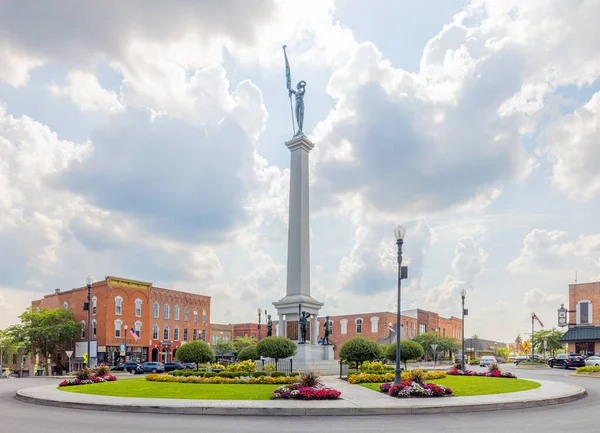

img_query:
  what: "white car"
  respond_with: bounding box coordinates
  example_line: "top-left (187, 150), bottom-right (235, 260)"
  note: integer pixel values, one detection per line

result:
top-left (479, 356), bottom-right (498, 367)
top-left (585, 356), bottom-right (600, 366)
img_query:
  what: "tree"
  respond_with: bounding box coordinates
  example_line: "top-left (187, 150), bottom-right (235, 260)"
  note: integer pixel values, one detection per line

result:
top-left (236, 345), bottom-right (259, 361)
top-left (175, 341), bottom-right (214, 369)
top-left (0, 329), bottom-right (18, 366)
top-left (471, 334), bottom-right (480, 339)
top-left (532, 328), bottom-right (566, 357)
top-left (412, 332), bottom-right (459, 360)
top-left (385, 340), bottom-right (425, 369)
top-left (256, 337), bottom-right (296, 363)
top-left (215, 340), bottom-right (234, 356)
top-left (233, 336), bottom-right (257, 354)
top-left (495, 347), bottom-right (510, 360)
top-left (7, 308), bottom-right (81, 376)
top-left (339, 337), bottom-right (383, 367)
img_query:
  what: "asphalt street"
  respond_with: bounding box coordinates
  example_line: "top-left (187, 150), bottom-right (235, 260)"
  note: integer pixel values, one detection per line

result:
top-left (1, 365), bottom-right (597, 433)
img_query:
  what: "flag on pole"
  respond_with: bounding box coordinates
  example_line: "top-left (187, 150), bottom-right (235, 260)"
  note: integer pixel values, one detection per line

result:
top-left (533, 314), bottom-right (544, 328)
top-left (130, 326), bottom-right (139, 341)
top-left (283, 45), bottom-right (292, 92)
top-left (388, 322), bottom-right (395, 333)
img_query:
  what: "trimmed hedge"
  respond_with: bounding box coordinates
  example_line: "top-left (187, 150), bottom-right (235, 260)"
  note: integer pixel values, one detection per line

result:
top-left (468, 358), bottom-right (480, 365)
top-left (252, 371), bottom-right (267, 378)
top-left (576, 366), bottom-right (600, 374)
top-left (289, 372), bottom-right (300, 377)
top-left (270, 372), bottom-right (286, 378)
top-left (217, 372), bottom-right (236, 378)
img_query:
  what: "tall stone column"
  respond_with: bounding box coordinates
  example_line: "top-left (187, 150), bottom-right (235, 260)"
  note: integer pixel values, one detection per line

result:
top-left (311, 316), bottom-right (319, 345)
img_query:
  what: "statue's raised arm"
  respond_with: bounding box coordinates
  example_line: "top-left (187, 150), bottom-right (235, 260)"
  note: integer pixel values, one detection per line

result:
top-left (282, 45), bottom-right (306, 137)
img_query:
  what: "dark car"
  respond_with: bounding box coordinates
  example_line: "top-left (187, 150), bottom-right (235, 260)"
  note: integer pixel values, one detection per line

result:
top-left (163, 362), bottom-right (185, 372)
top-left (548, 353), bottom-right (585, 369)
top-left (111, 363), bottom-right (125, 371)
top-left (142, 362), bottom-right (165, 373)
top-left (124, 362), bottom-right (144, 374)
top-left (182, 362), bottom-right (197, 370)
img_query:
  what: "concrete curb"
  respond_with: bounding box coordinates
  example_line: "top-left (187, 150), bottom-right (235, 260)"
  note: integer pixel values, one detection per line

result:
top-left (567, 373), bottom-right (600, 379)
top-left (14, 381), bottom-right (587, 416)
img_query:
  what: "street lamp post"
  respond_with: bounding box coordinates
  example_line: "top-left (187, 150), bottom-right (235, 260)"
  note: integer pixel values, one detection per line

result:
top-left (124, 325), bottom-right (128, 363)
top-left (531, 312), bottom-right (535, 362)
top-left (257, 308), bottom-right (263, 341)
top-left (460, 289), bottom-right (467, 373)
top-left (393, 225), bottom-right (406, 386)
top-left (85, 276), bottom-right (93, 368)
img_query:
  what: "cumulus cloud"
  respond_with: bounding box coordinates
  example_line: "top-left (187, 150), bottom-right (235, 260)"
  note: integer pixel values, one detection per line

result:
top-left (509, 229), bottom-right (600, 275)
top-left (48, 71), bottom-right (124, 113)
top-left (542, 91), bottom-right (600, 200)
top-left (524, 288), bottom-right (565, 310)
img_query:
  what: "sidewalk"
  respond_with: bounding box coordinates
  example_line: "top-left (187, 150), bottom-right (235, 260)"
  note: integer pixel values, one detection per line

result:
top-left (15, 377), bottom-right (585, 416)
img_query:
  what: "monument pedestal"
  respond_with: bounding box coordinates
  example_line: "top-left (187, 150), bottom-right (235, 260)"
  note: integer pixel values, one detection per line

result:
top-left (290, 344), bottom-right (339, 375)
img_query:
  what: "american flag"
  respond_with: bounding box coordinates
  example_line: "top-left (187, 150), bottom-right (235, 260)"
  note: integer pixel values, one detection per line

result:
top-left (532, 313), bottom-right (544, 328)
top-left (129, 326), bottom-right (139, 341)
top-left (388, 323), bottom-right (395, 333)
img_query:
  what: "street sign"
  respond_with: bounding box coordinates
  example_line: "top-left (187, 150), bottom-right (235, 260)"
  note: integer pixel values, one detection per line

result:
top-left (431, 344), bottom-right (438, 351)
top-left (120, 344), bottom-right (126, 352)
top-left (543, 340), bottom-right (547, 349)
top-left (65, 350), bottom-right (73, 359)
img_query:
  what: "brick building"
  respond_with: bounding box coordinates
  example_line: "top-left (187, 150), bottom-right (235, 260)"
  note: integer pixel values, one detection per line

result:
top-left (560, 281), bottom-right (600, 355)
top-left (32, 276), bottom-right (210, 368)
top-left (233, 323), bottom-right (261, 340)
top-left (263, 308), bottom-right (462, 358)
top-left (210, 323), bottom-right (234, 347)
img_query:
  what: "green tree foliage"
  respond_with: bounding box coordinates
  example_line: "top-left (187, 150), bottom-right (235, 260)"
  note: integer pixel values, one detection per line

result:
top-left (256, 337), bottom-right (296, 362)
top-left (411, 332), bottom-right (460, 360)
top-left (236, 345), bottom-right (259, 361)
top-left (215, 340), bottom-right (235, 356)
top-left (385, 340), bottom-right (425, 369)
top-left (175, 341), bottom-right (215, 369)
top-left (7, 308), bottom-right (81, 375)
top-left (532, 328), bottom-right (566, 357)
top-left (0, 329), bottom-right (18, 366)
top-left (233, 335), bottom-right (257, 354)
top-left (339, 337), bottom-right (383, 367)
top-left (494, 347), bottom-right (510, 360)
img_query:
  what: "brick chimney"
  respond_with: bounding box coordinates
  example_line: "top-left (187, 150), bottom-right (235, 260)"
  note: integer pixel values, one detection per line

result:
top-left (55, 288), bottom-right (60, 294)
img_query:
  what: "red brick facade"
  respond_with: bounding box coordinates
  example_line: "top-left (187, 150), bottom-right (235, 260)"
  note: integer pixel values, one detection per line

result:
top-left (32, 276), bottom-right (210, 368)
top-left (233, 323), bottom-right (261, 340)
top-left (567, 282), bottom-right (600, 354)
top-left (210, 323), bottom-right (234, 347)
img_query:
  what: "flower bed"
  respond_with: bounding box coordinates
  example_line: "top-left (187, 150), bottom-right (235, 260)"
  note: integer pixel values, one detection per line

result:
top-left (59, 374), bottom-right (117, 387)
top-left (271, 383), bottom-right (341, 400)
top-left (348, 370), bottom-right (446, 384)
top-left (379, 380), bottom-right (452, 398)
top-left (146, 373), bottom-right (298, 385)
top-left (447, 369), bottom-right (516, 378)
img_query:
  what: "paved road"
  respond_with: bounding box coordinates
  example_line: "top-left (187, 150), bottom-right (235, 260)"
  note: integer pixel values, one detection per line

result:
top-left (1, 366), bottom-right (597, 432)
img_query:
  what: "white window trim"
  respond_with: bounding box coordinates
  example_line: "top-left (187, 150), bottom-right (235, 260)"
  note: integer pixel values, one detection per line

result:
top-left (135, 299), bottom-right (143, 317)
top-left (355, 317), bottom-right (363, 334)
top-left (81, 320), bottom-right (86, 338)
top-left (174, 305), bottom-right (180, 321)
top-left (134, 321), bottom-right (142, 337)
top-left (340, 319), bottom-right (348, 335)
top-left (63, 301), bottom-right (69, 310)
top-left (202, 309), bottom-right (207, 323)
top-left (164, 325), bottom-right (170, 340)
top-left (164, 304), bottom-right (170, 320)
top-left (92, 320), bottom-right (97, 338)
top-left (194, 308), bottom-right (199, 323)
top-left (153, 324), bottom-right (159, 340)
top-left (92, 297), bottom-right (97, 315)
top-left (115, 296), bottom-right (123, 315)
top-left (184, 307), bottom-right (189, 321)
top-left (114, 319), bottom-right (123, 339)
top-left (174, 327), bottom-right (180, 341)
top-left (577, 300), bottom-right (593, 325)
top-left (153, 302), bottom-right (160, 319)
top-left (370, 316), bottom-right (379, 333)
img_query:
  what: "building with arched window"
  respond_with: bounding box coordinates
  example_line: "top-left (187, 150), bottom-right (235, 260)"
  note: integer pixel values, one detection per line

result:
top-left (31, 276), bottom-right (211, 370)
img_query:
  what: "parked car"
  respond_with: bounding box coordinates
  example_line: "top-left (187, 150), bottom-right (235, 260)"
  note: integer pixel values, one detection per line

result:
top-left (585, 355), bottom-right (600, 366)
top-left (142, 362), bottom-right (165, 373)
top-left (111, 363), bottom-right (125, 371)
top-left (182, 362), bottom-right (197, 370)
top-left (125, 362), bottom-right (144, 374)
top-left (548, 354), bottom-right (585, 369)
top-left (514, 355), bottom-right (543, 365)
top-left (479, 356), bottom-right (498, 367)
top-left (163, 362), bottom-right (185, 372)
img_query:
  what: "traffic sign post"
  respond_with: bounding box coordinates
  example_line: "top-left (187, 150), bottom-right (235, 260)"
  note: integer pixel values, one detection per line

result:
top-left (431, 344), bottom-right (439, 368)
top-left (65, 350), bottom-right (73, 373)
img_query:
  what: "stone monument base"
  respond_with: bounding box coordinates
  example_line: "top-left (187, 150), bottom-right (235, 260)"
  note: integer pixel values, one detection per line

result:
top-left (289, 344), bottom-right (344, 376)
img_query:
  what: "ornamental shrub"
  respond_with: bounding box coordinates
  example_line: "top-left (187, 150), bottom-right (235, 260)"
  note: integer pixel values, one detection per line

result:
top-left (75, 368), bottom-right (92, 381)
top-left (236, 345), bottom-right (259, 362)
top-left (360, 361), bottom-right (393, 372)
top-left (468, 358), bottom-right (480, 365)
top-left (256, 337), bottom-right (297, 362)
top-left (225, 360), bottom-right (257, 374)
top-left (93, 363), bottom-right (111, 376)
top-left (252, 371), bottom-right (267, 378)
top-left (203, 372), bottom-right (217, 378)
top-left (299, 369), bottom-right (322, 388)
top-left (339, 337), bottom-right (383, 367)
top-left (217, 372), bottom-right (236, 378)
top-left (385, 340), bottom-right (425, 369)
top-left (270, 371), bottom-right (286, 378)
top-left (576, 366), bottom-right (600, 374)
top-left (290, 372), bottom-right (300, 377)
top-left (407, 369), bottom-right (427, 385)
top-left (175, 341), bottom-right (215, 369)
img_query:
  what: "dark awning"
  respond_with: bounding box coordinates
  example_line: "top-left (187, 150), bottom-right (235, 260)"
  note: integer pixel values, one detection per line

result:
top-left (560, 327), bottom-right (600, 342)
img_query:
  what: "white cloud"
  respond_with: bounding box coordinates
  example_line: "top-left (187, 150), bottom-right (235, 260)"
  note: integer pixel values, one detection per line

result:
top-left (543, 91), bottom-right (600, 200)
top-left (48, 71), bottom-right (124, 113)
top-left (0, 42), bottom-right (42, 87)
top-left (524, 288), bottom-right (565, 310)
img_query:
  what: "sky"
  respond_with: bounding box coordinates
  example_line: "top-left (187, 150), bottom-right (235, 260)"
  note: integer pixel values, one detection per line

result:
top-left (1, 0), bottom-right (599, 343)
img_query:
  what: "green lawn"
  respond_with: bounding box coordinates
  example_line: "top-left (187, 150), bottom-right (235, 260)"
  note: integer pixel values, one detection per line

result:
top-left (59, 378), bottom-right (279, 400)
top-left (360, 376), bottom-right (541, 396)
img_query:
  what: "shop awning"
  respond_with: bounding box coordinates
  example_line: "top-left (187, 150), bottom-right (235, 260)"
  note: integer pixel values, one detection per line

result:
top-left (560, 327), bottom-right (600, 342)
